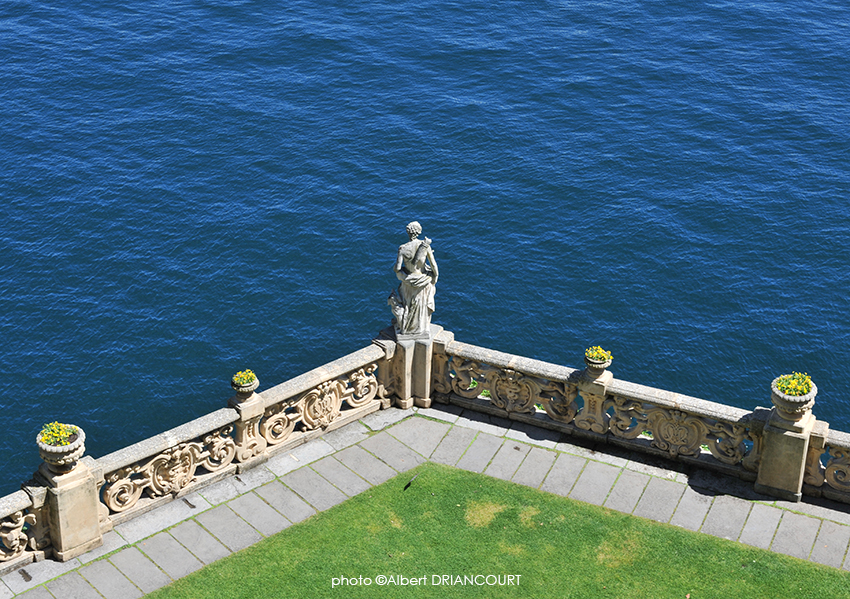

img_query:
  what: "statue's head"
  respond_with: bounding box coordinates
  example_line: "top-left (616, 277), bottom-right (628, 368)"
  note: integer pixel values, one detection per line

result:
top-left (406, 221), bottom-right (422, 239)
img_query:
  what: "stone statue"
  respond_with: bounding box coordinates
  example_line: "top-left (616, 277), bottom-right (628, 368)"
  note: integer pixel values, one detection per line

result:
top-left (388, 221), bottom-right (438, 336)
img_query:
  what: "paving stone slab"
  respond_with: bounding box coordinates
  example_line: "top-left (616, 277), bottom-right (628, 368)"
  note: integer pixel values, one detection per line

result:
top-left (255, 480), bottom-right (317, 523)
top-left (311, 456), bottom-right (372, 497)
top-left (198, 467), bottom-right (276, 506)
top-left (430, 426), bottom-right (477, 466)
top-left (738, 503), bottom-right (783, 550)
top-left (77, 530), bottom-right (129, 564)
top-left (774, 498), bottom-right (850, 527)
top-left (687, 470), bottom-right (771, 501)
top-left (115, 492), bottom-right (212, 544)
top-left (137, 532), bottom-right (204, 580)
top-left (387, 417), bottom-right (450, 458)
top-left (484, 442), bottom-right (531, 481)
top-left (360, 431), bottom-right (425, 472)
top-left (455, 411), bottom-right (511, 436)
top-left (334, 445), bottom-right (399, 485)
top-left (0, 581), bottom-right (11, 599)
top-left (669, 486), bottom-right (714, 531)
top-left (1, 556), bottom-right (82, 595)
top-left (701, 495), bottom-right (752, 541)
top-left (322, 421), bottom-right (371, 450)
top-left (554, 440), bottom-right (628, 469)
top-left (266, 439), bottom-right (336, 476)
top-left (416, 404), bottom-right (462, 423)
top-left (809, 520), bottom-right (850, 569)
top-left (570, 460), bottom-right (622, 506)
top-left (79, 559), bottom-right (142, 599)
top-left (512, 446), bottom-right (557, 489)
top-left (504, 421), bottom-right (561, 449)
top-left (540, 453), bottom-right (587, 497)
top-left (169, 520), bottom-right (231, 565)
top-left (16, 587), bottom-right (53, 599)
top-left (632, 477), bottom-right (685, 523)
top-left (771, 512), bottom-right (820, 560)
top-left (196, 504), bottom-right (263, 552)
top-left (228, 492), bottom-right (291, 537)
top-left (360, 408), bottom-right (412, 431)
top-left (456, 433), bottom-right (503, 474)
top-left (624, 459), bottom-right (680, 481)
top-left (604, 469), bottom-right (650, 515)
top-left (282, 467), bottom-right (350, 511)
top-left (110, 546), bottom-right (172, 594)
top-left (45, 571), bottom-right (101, 599)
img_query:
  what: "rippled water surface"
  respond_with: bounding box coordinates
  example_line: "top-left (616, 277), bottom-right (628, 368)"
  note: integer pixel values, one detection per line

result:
top-left (1, 0), bottom-right (848, 494)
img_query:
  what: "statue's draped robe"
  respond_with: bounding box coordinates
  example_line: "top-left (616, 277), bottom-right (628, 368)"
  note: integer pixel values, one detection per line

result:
top-left (396, 240), bottom-right (435, 335)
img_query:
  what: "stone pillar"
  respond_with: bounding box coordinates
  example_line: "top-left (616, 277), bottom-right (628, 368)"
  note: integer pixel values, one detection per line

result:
top-left (34, 458), bottom-right (103, 561)
top-left (575, 356), bottom-right (613, 434)
top-left (755, 381), bottom-right (818, 502)
top-left (392, 324), bottom-right (443, 409)
top-left (229, 377), bottom-right (269, 472)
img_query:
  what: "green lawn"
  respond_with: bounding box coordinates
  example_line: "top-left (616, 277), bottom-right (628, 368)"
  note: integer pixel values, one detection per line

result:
top-left (148, 463), bottom-right (850, 599)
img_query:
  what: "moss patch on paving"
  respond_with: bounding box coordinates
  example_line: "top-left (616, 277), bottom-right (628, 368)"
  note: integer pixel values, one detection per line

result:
top-left (148, 463), bottom-right (850, 599)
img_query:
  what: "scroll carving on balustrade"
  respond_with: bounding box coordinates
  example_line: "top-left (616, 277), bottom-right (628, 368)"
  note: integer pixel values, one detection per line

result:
top-left (102, 426), bottom-right (236, 513)
top-left (822, 445), bottom-right (850, 495)
top-left (437, 356), bottom-right (579, 422)
top-left (0, 510), bottom-right (40, 563)
top-left (606, 395), bottom-right (760, 471)
top-left (260, 364), bottom-right (381, 447)
top-left (432, 353), bottom-right (451, 398)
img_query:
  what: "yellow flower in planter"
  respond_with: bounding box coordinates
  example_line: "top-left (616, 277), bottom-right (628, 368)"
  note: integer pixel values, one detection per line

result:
top-left (585, 346), bottom-right (613, 362)
top-left (775, 372), bottom-right (812, 396)
top-left (232, 369), bottom-right (257, 386)
top-left (39, 422), bottom-right (78, 446)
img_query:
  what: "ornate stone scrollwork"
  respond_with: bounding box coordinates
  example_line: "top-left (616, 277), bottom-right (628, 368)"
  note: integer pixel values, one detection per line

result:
top-left (741, 434), bottom-right (762, 472)
top-left (431, 353), bottom-right (452, 397)
top-left (824, 447), bottom-right (850, 493)
top-left (102, 426), bottom-right (236, 513)
top-left (706, 422), bottom-right (747, 465)
top-left (344, 365), bottom-right (379, 408)
top-left (607, 396), bottom-right (646, 439)
top-left (299, 380), bottom-right (345, 430)
top-left (804, 444), bottom-right (826, 487)
top-left (259, 364), bottom-right (382, 443)
top-left (574, 392), bottom-right (610, 434)
top-left (485, 369), bottom-right (539, 414)
top-left (260, 405), bottom-right (298, 445)
top-left (0, 511), bottom-right (36, 562)
top-left (645, 409), bottom-right (707, 457)
top-left (450, 359), bottom-right (485, 399)
top-left (540, 381), bottom-right (579, 424)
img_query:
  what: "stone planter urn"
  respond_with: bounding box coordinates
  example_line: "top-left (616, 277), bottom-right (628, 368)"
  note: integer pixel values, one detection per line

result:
top-left (36, 425), bottom-right (86, 474)
top-left (770, 375), bottom-right (817, 424)
top-left (584, 354), bottom-right (613, 378)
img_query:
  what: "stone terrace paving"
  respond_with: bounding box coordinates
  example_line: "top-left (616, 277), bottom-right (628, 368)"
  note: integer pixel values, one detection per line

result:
top-left (4, 405), bottom-right (850, 598)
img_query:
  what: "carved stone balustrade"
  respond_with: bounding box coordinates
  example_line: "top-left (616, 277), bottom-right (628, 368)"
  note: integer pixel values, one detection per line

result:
top-left (433, 339), bottom-right (768, 484)
top-left (4, 326), bottom-right (849, 580)
top-left (0, 491), bottom-right (45, 575)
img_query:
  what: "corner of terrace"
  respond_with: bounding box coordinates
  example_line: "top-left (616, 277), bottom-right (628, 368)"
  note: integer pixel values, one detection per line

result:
top-left (2, 222), bottom-right (849, 596)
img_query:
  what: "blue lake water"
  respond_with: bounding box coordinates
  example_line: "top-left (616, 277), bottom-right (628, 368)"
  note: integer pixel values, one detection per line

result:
top-left (1, 0), bottom-right (848, 496)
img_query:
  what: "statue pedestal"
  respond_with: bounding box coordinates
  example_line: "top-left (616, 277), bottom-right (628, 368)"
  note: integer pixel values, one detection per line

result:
top-left (394, 325), bottom-right (443, 409)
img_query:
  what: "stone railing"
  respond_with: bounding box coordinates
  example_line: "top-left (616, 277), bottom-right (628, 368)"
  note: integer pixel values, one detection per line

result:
top-left (97, 343), bottom-right (391, 525)
top-left (1, 325), bottom-right (843, 576)
top-left (1, 341), bottom-right (392, 574)
top-left (0, 490), bottom-right (47, 575)
top-left (805, 429), bottom-right (850, 503)
top-left (431, 339), bottom-right (767, 482)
